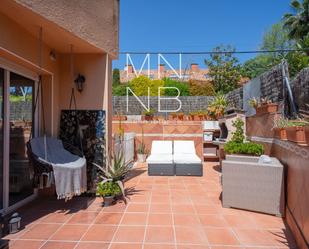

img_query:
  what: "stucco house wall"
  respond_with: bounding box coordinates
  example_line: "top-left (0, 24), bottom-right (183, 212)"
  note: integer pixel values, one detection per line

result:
top-left (0, 0), bottom-right (118, 145)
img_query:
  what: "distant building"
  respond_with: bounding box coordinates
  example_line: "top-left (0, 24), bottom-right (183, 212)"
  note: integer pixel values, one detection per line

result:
top-left (120, 63), bottom-right (210, 83)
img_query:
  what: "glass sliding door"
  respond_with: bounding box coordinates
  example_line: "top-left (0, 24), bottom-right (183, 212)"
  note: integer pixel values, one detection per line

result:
top-left (0, 68), bottom-right (4, 210)
top-left (9, 72), bottom-right (34, 206)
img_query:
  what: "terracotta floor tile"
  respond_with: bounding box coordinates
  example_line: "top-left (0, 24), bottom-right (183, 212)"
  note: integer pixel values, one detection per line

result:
top-left (194, 205), bottom-right (220, 215)
top-left (149, 204), bottom-right (172, 213)
top-left (103, 202), bottom-right (127, 213)
top-left (75, 242), bottom-right (110, 249)
top-left (223, 215), bottom-right (257, 228)
top-left (199, 215), bottom-right (229, 227)
top-left (177, 245), bottom-right (210, 249)
top-left (82, 225), bottom-right (117, 242)
top-left (172, 204), bottom-right (195, 214)
top-left (109, 243), bottom-right (143, 249)
top-left (40, 211), bottom-right (73, 224)
top-left (233, 229), bottom-right (274, 246)
top-left (145, 226), bottom-right (175, 243)
top-left (113, 226), bottom-right (145, 242)
top-left (67, 212), bottom-right (99, 224)
top-left (148, 213), bottom-right (173, 226)
top-left (21, 223), bottom-right (61, 240)
top-left (144, 244), bottom-right (176, 249)
top-left (175, 226), bottom-right (208, 244)
top-left (95, 212), bottom-right (123, 225)
top-left (211, 247), bottom-right (245, 249)
top-left (51, 224), bottom-right (88, 241)
top-left (9, 240), bottom-right (44, 249)
top-left (174, 214), bottom-right (202, 226)
top-left (121, 213), bottom-right (147, 225)
top-left (41, 241), bottom-right (77, 249)
top-left (204, 228), bottom-right (240, 246)
top-left (126, 203), bottom-right (149, 212)
top-left (151, 195), bottom-right (170, 203)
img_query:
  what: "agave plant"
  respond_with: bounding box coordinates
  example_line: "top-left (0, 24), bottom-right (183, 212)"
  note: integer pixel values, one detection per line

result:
top-left (93, 149), bottom-right (130, 200)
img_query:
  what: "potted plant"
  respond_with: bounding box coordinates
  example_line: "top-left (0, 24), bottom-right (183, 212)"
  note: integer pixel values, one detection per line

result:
top-left (169, 112), bottom-right (177, 120)
top-left (143, 109), bottom-right (155, 121)
top-left (177, 112), bottom-right (184, 121)
top-left (188, 111), bottom-right (196, 121)
top-left (285, 120), bottom-right (309, 146)
top-left (137, 142), bottom-right (147, 162)
top-left (93, 149), bottom-right (130, 204)
top-left (207, 94), bottom-right (227, 120)
top-left (273, 116), bottom-right (288, 140)
top-left (96, 180), bottom-right (121, 206)
top-left (250, 97), bottom-right (278, 116)
top-left (224, 118), bottom-right (264, 156)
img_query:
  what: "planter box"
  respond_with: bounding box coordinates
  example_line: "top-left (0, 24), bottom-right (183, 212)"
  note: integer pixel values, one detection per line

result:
top-left (273, 128), bottom-right (288, 140)
top-left (112, 115), bottom-right (127, 121)
top-left (256, 103), bottom-right (278, 116)
top-left (285, 126), bottom-right (308, 146)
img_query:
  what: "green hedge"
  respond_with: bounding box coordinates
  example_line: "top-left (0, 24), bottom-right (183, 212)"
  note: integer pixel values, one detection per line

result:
top-left (224, 141), bottom-right (264, 156)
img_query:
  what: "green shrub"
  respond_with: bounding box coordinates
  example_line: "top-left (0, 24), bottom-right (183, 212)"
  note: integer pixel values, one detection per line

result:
top-left (96, 181), bottom-right (121, 197)
top-left (129, 76), bottom-right (164, 96)
top-left (230, 118), bottom-right (245, 143)
top-left (113, 68), bottom-right (121, 85)
top-left (224, 141), bottom-right (264, 156)
top-left (189, 80), bottom-right (215, 96)
top-left (112, 84), bottom-right (128, 96)
top-left (163, 78), bottom-right (189, 96)
top-left (207, 94), bottom-right (227, 119)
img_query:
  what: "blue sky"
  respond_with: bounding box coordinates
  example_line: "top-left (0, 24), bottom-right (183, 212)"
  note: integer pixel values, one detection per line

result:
top-left (113, 0), bottom-right (291, 69)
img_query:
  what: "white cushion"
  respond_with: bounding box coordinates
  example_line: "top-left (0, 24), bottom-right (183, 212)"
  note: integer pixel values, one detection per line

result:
top-left (151, 141), bottom-right (173, 155)
top-left (174, 141), bottom-right (196, 154)
top-left (173, 154), bottom-right (201, 164)
top-left (147, 154), bottom-right (173, 164)
top-left (258, 155), bottom-right (272, 164)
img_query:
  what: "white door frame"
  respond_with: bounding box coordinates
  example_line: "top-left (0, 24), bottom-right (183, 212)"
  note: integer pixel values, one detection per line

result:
top-left (1, 63), bottom-right (39, 215)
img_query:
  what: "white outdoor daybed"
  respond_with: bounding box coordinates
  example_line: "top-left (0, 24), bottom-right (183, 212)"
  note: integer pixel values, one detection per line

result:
top-left (147, 140), bottom-right (174, 176)
top-left (173, 141), bottom-right (203, 176)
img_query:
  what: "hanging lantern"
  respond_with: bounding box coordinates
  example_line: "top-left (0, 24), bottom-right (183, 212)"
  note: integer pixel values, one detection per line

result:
top-left (74, 74), bottom-right (86, 93)
top-left (9, 213), bottom-right (21, 234)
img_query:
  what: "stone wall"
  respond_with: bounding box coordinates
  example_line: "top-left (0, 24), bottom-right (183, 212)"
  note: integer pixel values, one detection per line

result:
top-left (10, 101), bottom-right (32, 120)
top-left (226, 87), bottom-right (243, 110)
top-left (290, 67), bottom-right (309, 115)
top-left (259, 63), bottom-right (287, 103)
top-left (113, 96), bottom-right (214, 115)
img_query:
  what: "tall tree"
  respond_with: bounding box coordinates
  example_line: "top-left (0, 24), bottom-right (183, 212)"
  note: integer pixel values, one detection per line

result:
top-left (113, 68), bottom-right (121, 85)
top-left (283, 0), bottom-right (309, 54)
top-left (205, 45), bottom-right (241, 94)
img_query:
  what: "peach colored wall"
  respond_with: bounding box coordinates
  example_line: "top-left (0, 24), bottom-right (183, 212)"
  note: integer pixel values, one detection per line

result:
top-left (0, 11), bottom-right (60, 136)
top-left (14, 0), bottom-right (119, 58)
top-left (0, 10), bottom-right (113, 145)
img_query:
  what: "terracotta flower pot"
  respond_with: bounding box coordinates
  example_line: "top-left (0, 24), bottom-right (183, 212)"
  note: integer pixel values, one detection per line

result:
top-left (189, 115), bottom-right (195, 121)
top-left (144, 115), bottom-right (153, 121)
top-left (112, 115), bottom-right (127, 121)
top-left (273, 128), bottom-right (288, 140)
top-left (305, 126), bottom-right (309, 144)
top-left (177, 114), bottom-right (184, 121)
top-left (193, 115), bottom-right (200, 121)
top-left (255, 103), bottom-right (278, 116)
top-left (285, 126), bottom-right (308, 146)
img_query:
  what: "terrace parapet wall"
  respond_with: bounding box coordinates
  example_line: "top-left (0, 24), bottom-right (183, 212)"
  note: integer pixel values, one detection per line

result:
top-left (246, 113), bottom-right (309, 249)
top-left (112, 120), bottom-right (203, 158)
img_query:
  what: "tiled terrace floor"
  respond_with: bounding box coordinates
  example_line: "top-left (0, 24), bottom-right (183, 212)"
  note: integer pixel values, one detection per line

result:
top-left (5, 162), bottom-right (297, 249)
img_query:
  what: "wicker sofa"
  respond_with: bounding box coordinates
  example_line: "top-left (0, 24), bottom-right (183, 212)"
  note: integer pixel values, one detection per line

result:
top-left (222, 155), bottom-right (285, 217)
